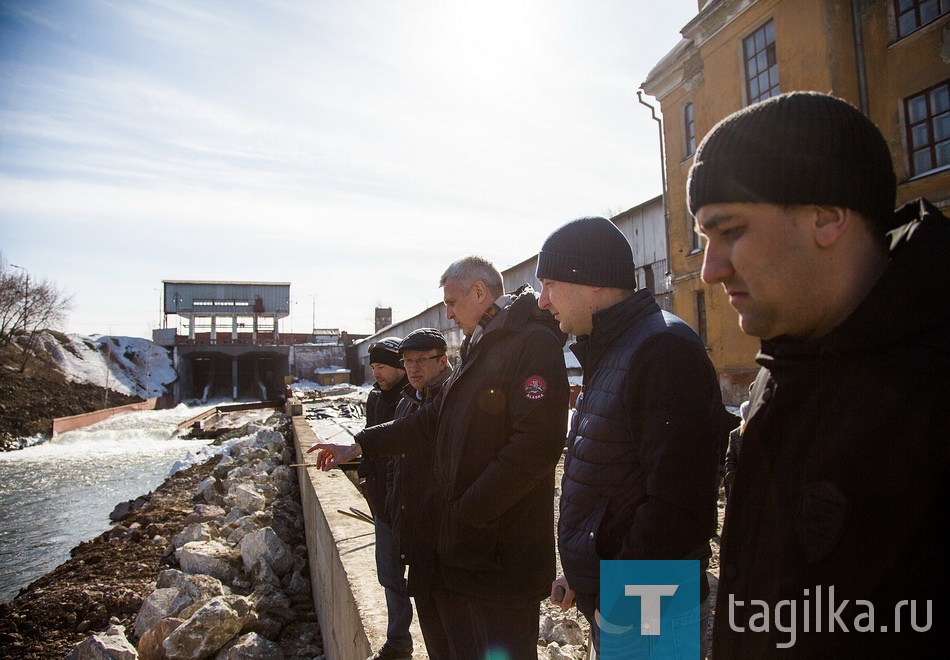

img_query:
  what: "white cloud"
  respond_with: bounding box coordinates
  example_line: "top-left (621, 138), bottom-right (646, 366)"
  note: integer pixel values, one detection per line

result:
top-left (0, 0), bottom-right (696, 337)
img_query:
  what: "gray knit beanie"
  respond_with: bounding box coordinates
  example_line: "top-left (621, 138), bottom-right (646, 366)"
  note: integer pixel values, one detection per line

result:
top-left (687, 92), bottom-right (897, 231)
top-left (536, 216), bottom-right (638, 289)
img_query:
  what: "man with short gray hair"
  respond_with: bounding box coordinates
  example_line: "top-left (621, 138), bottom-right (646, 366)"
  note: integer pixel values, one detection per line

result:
top-left (311, 255), bottom-right (570, 659)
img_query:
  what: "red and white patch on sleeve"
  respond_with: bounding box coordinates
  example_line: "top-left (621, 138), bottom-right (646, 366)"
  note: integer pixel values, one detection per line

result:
top-left (523, 375), bottom-right (548, 400)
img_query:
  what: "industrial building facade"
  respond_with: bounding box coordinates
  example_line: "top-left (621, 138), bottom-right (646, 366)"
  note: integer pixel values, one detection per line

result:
top-left (642, 0), bottom-right (950, 404)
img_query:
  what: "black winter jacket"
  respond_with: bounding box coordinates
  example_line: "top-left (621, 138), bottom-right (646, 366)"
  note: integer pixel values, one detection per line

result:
top-left (385, 365), bottom-right (453, 564)
top-left (558, 289), bottom-right (722, 597)
top-left (358, 287), bottom-right (569, 605)
top-left (356, 375), bottom-right (407, 522)
top-left (713, 199), bottom-right (949, 658)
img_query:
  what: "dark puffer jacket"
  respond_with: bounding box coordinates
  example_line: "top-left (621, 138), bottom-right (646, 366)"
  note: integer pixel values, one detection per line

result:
top-left (713, 199), bottom-right (949, 658)
top-left (558, 289), bottom-right (722, 597)
top-left (358, 286), bottom-right (569, 605)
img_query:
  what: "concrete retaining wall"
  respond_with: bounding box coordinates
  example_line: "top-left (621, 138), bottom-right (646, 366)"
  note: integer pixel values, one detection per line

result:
top-left (52, 398), bottom-right (160, 437)
top-left (292, 416), bottom-right (383, 660)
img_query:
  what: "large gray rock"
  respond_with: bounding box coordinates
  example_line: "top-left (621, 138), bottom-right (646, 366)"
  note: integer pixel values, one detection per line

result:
top-left (65, 624), bottom-right (138, 660)
top-left (269, 467), bottom-right (294, 496)
top-left (225, 511), bottom-right (270, 546)
top-left (183, 504), bottom-right (226, 526)
top-left (226, 437), bottom-right (257, 457)
top-left (222, 508), bottom-right (246, 525)
top-left (172, 523), bottom-right (214, 550)
top-left (168, 573), bottom-right (230, 618)
top-left (239, 528), bottom-right (293, 577)
top-left (212, 632), bottom-right (284, 660)
top-left (255, 430), bottom-right (284, 452)
top-left (135, 588), bottom-right (182, 638)
top-left (249, 559), bottom-right (281, 589)
top-left (249, 583), bottom-right (291, 611)
top-left (163, 596), bottom-right (251, 660)
top-left (543, 641), bottom-right (584, 660)
top-left (177, 541), bottom-right (240, 585)
top-left (156, 569), bottom-right (184, 589)
top-left (539, 614), bottom-right (586, 646)
top-left (228, 484), bottom-right (265, 513)
top-left (283, 570), bottom-right (309, 597)
top-left (195, 476), bottom-right (224, 504)
top-left (137, 617), bottom-right (182, 660)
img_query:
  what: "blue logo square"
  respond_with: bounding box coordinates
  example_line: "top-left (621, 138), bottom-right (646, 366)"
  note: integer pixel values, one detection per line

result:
top-left (600, 560), bottom-right (701, 659)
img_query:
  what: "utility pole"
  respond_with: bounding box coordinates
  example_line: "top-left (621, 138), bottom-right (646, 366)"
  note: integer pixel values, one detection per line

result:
top-left (311, 295), bottom-right (317, 334)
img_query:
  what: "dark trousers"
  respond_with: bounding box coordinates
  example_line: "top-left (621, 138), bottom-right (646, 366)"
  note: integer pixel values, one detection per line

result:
top-left (415, 586), bottom-right (540, 660)
top-left (374, 519), bottom-right (413, 652)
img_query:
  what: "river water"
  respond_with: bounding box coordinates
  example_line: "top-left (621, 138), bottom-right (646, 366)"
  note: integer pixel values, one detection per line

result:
top-left (0, 405), bottom-right (217, 603)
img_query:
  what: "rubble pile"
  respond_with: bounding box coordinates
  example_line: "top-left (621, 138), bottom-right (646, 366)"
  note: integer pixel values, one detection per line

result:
top-left (65, 415), bottom-right (323, 660)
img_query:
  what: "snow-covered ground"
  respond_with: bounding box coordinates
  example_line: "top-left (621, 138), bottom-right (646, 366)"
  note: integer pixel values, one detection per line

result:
top-left (32, 331), bottom-right (176, 399)
top-left (288, 378), bottom-right (372, 399)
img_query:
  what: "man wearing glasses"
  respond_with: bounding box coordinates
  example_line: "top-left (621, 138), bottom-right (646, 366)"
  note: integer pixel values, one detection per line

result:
top-left (384, 328), bottom-right (454, 654)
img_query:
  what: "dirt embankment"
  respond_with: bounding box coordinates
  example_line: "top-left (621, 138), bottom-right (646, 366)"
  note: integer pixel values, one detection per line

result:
top-left (0, 343), bottom-right (143, 450)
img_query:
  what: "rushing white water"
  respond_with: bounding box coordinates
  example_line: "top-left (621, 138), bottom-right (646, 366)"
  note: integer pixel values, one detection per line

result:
top-left (0, 404), bottom-right (217, 603)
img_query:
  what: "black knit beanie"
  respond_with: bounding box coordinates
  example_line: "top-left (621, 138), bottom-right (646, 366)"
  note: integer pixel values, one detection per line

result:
top-left (399, 328), bottom-right (446, 353)
top-left (536, 216), bottom-right (638, 289)
top-left (368, 337), bottom-right (403, 369)
top-left (687, 92), bottom-right (897, 231)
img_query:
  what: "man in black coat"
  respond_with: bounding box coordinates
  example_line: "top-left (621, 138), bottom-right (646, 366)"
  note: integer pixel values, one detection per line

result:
top-left (690, 91), bottom-right (948, 657)
top-left (536, 216), bottom-right (723, 657)
top-left (309, 255), bottom-right (569, 660)
top-left (386, 328), bottom-right (453, 570)
top-left (357, 338), bottom-right (412, 660)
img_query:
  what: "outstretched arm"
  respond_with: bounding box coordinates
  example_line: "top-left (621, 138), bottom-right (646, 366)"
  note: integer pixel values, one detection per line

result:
top-left (306, 442), bottom-right (362, 470)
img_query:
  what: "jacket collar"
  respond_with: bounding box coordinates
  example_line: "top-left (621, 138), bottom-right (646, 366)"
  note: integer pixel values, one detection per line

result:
top-left (758, 198), bottom-right (949, 369)
top-left (462, 284), bottom-right (564, 361)
top-left (571, 288), bottom-right (659, 370)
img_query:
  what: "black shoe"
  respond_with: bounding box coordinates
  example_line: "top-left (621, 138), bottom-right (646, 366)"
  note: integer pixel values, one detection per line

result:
top-left (367, 645), bottom-right (412, 660)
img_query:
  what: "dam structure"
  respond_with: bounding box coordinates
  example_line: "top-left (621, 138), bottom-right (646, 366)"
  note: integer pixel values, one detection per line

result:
top-left (157, 280), bottom-right (293, 402)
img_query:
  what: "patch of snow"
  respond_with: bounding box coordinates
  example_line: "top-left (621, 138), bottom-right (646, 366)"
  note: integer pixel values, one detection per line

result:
top-left (288, 379), bottom-right (371, 398)
top-left (34, 331), bottom-right (176, 398)
top-left (168, 427), bottom-right (265, 476)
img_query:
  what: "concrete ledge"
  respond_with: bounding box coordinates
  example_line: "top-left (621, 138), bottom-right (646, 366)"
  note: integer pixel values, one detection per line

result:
top-left (292, 416), bottom-right (383, 659)
top-left (52, 398), bottom-right (159, 437)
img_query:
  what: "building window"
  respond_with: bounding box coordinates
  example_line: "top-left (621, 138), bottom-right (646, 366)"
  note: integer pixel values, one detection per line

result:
top-left (684, 102), bottom-right (696, 158)
top-left (905, 81), bottom-right (950, 177)
top-left (743, 20), bottom-right (779, 106)
top-left (695, 290), bottom-right (708, 347)
top-left (643, 264), bottom-right (655, 294)
top-left (895, 0), bottom-right (950, 39)
top-left (690, 215), bottom-right (704, 252)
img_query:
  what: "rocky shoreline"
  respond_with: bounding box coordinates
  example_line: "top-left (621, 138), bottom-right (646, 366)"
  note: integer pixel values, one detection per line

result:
top-left (0, 413), bottom-right (323, 659)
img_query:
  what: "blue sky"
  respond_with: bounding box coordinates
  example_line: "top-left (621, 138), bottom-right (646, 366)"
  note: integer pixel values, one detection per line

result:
top-left (0, 0), bottom-right (696, 338)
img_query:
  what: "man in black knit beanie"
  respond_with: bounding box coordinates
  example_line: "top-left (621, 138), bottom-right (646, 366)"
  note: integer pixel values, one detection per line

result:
top-left (359, 337), bottom-right (412, 660)
top-left (691, 91), bottom-right (947, 657)
top-left (537, 215), bottom-right (725, 658)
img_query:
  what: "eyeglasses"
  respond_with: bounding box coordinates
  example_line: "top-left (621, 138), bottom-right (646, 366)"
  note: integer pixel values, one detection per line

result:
top-left (399, 354), bottom-right (443, 367)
